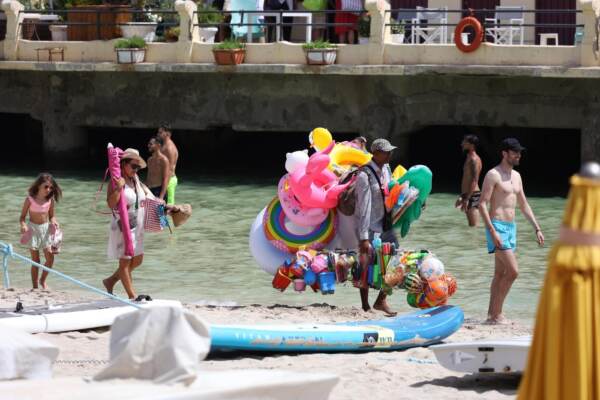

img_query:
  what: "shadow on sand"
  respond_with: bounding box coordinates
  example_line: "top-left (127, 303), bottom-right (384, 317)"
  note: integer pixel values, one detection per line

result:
top-left (411, 373), bottom-right (522, 395)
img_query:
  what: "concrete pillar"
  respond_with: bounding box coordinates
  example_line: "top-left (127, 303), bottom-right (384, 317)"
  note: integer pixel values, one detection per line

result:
top-left (579, 0), bottom-right (600, 67)
top-left (175, 0), bottom-right (199, 63)
top-left (1, 0), bottom-right (23, 61)
top-left (581, 105), bottom-right (600, 162)
top-left (366, 0), bottom-right (389, 64)
top-left (42, 118), bottom-right (87, 166)
top-left (41, 74), bottom-right (88, 165)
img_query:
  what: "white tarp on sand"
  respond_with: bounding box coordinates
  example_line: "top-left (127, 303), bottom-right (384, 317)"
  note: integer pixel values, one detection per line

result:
top-left (0, 325), bottom-right (59, 380)
top-left (94, 306), bottom-right (211, 385)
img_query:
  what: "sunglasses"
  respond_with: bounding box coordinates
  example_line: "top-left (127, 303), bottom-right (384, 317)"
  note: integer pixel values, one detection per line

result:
top-left (43, 185), bottom-right (53, 190)
top-left (129, 163), bottom-right (142, 171)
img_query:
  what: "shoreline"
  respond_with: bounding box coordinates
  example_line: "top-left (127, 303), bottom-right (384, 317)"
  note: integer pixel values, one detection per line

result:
top-left (1, 288), bottom-right (532, 400)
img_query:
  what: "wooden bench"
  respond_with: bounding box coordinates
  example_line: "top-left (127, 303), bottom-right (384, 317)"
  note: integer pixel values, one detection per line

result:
top-left (35, 47), bottom-right (65, 62)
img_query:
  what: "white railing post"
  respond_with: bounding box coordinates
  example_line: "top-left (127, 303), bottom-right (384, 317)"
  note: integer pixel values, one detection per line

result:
top-left (1, 0), bottom-right (24, 61)
top-left (175, 0), bottom-right (199, 62)
top-left (366, 0), bottom-right (389, 64)
top-left (579, 0), bottom-right (600, 67)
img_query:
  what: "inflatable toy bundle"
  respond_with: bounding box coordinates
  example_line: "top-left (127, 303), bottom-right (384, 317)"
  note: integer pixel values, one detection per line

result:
top-left (386, 165), bottom-right (433, 238)
top-left (272, 248), bottom-right (360, 295)
top-left (249, 128), bottom-right (372, 276)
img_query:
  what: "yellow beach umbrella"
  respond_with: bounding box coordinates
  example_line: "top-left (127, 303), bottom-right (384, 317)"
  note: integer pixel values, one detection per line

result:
top-left (518, 163), bottom-right (600, 400)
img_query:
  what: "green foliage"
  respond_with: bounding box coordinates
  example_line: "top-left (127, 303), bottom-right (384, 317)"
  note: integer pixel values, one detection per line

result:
top-left (62, 0), bottom-right (103, 7)
top-left (165, 26), bottom-right (179, 41)
top-left (196, 3), bottom-right (224, 24)
top-left (390, 18), bottom-right (405, 35)
top-left (114, 36), bottom-right (147, 48)
top-left (302, 40), bottom-right (336, 50)
top-left (213, 38), bottom-right (245, 50)
top-left (358, 14), bottom-right (370, 37)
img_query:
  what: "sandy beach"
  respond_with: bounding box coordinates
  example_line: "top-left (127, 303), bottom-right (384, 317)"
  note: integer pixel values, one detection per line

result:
top-left (0, 288), bottom-right (531, 399)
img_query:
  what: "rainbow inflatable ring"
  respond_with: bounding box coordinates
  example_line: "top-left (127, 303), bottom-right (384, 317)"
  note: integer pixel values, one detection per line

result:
top-left (263, 197), bottom-right (337, 253)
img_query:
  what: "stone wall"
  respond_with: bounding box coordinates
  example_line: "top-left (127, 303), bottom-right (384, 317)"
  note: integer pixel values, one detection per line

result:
top-left (0, 63), bottom-right (596, 164)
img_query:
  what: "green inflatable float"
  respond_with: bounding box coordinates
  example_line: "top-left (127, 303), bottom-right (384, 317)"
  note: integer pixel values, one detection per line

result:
top-left (395, 165), bottom-right (433, 238)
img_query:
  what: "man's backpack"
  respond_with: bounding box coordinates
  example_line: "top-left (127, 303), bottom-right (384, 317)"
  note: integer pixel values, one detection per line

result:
top-left (337, 168), bottom-right (363, 216)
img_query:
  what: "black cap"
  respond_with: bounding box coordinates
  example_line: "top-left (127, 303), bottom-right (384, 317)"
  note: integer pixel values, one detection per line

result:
top-left (501, 138), bottom-right (525, 152)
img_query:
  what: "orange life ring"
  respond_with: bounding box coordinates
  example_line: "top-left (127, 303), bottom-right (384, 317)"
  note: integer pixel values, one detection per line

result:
top-left (454, 17), bottom-right (483, 53)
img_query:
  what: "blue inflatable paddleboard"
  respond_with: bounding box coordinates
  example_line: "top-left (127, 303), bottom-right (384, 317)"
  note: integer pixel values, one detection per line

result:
top-left (210, 305), bottom-right (463, 352)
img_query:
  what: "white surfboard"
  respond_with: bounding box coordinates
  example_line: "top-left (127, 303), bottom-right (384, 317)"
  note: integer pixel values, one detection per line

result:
top-left (0, 299), bottom-right (181, 334)
top-left (430, 336), bottom-right (531, 374)
top-left (0, 370), bottom-right (339, 400)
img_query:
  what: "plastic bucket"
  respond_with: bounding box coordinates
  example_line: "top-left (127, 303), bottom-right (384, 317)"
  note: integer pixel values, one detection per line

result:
top-left (294, 279), bottom-right (306, 292)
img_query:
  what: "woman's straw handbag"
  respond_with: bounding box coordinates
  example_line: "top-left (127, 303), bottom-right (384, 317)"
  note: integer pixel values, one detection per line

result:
top-left (171, 204), bottom-right (192, 227)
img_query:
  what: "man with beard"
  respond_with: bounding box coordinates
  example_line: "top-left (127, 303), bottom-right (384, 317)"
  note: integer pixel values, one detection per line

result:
top-left (455, 134), bottom-right (482, 227)
top-left (478, 138), bottom-right (544, 324)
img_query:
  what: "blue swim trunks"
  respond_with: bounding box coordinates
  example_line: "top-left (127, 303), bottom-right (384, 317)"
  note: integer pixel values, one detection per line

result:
top-left (485, 219), bottom-right (517, 253)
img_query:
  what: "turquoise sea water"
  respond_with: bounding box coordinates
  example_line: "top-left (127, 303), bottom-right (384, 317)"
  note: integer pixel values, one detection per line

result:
top-left (0, 170), bottom-right (564, 324)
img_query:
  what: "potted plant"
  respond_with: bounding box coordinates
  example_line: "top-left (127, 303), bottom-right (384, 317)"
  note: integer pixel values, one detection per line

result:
top-left (120, 0), bottom-right (159, 42)
top-left (358, 14), bottom-right (370, 44)
top-left (164, 26), bottom-right (179, 42)
top-left (196, 3), bottom-right (223, 43)
top-left (302, 40), bottom-right (337, 65)
top-left (390, 18), bottom-right (405, 44)
top-left (114, 36), bottom-right (146, 64)
top-left (213, 39), bottom-right (245, 65)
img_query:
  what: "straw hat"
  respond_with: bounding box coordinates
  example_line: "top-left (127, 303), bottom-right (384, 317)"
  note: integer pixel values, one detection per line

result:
top-left (171, 204), bottom-right (192, 227)
top-left (120, 148), bottom-right (147, 169)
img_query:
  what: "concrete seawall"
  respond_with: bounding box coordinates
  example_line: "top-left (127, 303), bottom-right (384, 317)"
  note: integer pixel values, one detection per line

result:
top-left (0, 62), bottom-right (597, 163)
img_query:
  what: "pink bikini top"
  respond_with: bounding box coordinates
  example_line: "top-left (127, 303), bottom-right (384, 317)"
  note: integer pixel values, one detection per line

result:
top-left (28, 196), bottom-right (51, 213)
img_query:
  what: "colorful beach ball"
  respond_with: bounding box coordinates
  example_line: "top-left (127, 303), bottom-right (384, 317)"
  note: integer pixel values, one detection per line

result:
top-left (403, 272), bottom-right (424, 294)
top-left (416, 292), bottom-right (430, 309)
top-left (425, 278), bottom-right (448, 304)
top-left (418, 256), bottom-right (445, 280)
top-left (406, 292), bottom-right (418, 308)
top-left (444, 273), bottom-right (457, 297)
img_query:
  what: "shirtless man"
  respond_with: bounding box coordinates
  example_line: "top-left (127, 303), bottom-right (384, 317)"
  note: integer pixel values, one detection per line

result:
top-left (455, 135), bottom-right (482, 227)
top-left (146, 136), bottom-right (170, 201)
top-left (157, 124), bottom-right (179, 205)
top-left (478, 138), bottom-right (544, 324)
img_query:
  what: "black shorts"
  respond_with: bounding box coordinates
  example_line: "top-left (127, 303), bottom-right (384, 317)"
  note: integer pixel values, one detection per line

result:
top-left (149, 186), bottom-right (162, 198)
top-left (467, 191), bottom-right (481, 209)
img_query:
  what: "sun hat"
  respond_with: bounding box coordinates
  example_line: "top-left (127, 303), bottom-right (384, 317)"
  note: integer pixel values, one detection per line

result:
top-left (120, 148), bottom-right (147, 169)
top-left (371, 138), bottom-right (397, 153)
top-left (171, 204), bottom-right (192, 227)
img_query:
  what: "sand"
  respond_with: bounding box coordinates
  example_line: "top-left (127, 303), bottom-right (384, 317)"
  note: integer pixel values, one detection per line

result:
top-left (0, 288), bottom-right (532, 399)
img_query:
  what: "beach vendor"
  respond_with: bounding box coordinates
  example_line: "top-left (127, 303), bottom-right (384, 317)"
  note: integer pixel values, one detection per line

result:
top-left (102, 148), bottom-right (155, 300)
top-left (157, 124), bottom-right (179, 205)
top-left (356, 138), bottom-right (398, 316)
top-left (19, 173), bottom-right (63, 290)
top-left (478, 138), bottom-right (544, 324)
top-left (146, 136), bottom-right (170, 201)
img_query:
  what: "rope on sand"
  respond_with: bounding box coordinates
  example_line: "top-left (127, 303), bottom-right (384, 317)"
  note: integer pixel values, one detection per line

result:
top-left (407, 356), bottom-right (438, 365)
top-left (0, 241), bottom-right (140, 309)
top-left (54, 359), bottom-right (109, 365)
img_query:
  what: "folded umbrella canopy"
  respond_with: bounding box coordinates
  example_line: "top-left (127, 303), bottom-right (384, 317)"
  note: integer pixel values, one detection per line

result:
top-left (518, 163), bottom-right (600, 400)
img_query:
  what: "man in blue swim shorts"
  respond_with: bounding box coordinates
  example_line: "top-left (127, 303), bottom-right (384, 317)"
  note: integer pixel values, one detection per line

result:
top-left (478, 138), bottom-right (545, 324)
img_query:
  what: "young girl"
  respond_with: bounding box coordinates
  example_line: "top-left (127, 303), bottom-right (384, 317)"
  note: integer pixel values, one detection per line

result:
top-left (19, 173), bottom-right (62, 290)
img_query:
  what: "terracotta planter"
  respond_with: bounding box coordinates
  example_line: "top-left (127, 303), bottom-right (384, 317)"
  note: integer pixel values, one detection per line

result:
top-left (67, 5), bottom-right (132, 41)
top-left (304, 48), bottom-right (337, 65)
top-left (212, 48), bottom-right (245, 65)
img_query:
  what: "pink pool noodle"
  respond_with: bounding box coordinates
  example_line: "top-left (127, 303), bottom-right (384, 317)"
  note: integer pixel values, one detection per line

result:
top-left (107, 143), bottom-right (134, 257)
